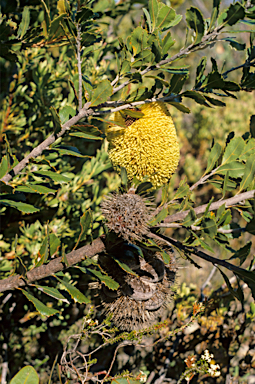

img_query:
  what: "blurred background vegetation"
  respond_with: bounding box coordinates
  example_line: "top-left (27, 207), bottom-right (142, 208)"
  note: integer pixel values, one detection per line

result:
top-left (0, 0), bottom-right (255, 383)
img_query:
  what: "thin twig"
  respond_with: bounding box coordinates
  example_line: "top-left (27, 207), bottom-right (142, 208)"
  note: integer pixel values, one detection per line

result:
top-left (76, 23), bottom-right (83, 112)
top-left (163, 189), bottom-right (255, 224)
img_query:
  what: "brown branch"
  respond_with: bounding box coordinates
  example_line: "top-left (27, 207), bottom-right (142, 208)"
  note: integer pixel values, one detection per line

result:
top-left (163, 189), bottom-right (255, 224)
top-left (149, 232), bottom-right (250, 276)
top-left (0, 237), bottom-right (105, 294)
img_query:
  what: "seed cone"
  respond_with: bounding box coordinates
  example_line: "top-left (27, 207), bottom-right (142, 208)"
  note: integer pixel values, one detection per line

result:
top-left (98, 244), bottom-right (177, 331)
top-left (101, 191), bottom-right (153, 243)
top-left (106, 102), bottom-right (180, 188)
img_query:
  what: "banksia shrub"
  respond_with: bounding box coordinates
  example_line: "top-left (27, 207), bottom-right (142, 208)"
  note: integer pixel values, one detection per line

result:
top-left (98, 244), bottom-right (177, 331)
top-left (106, 102), bottom-right (180, 188)
top-left (101, 190), bottom-right (153, 243)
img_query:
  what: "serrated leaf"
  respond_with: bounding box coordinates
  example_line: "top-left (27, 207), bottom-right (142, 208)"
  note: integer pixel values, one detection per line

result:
top-left (52, 146), bottom-right (88, 158)
top-left (217, 209), bottom-right (232, 227)
top-left (215, 161), bottom-right (245, 178)
top-left (204, 95), bottom-right (226, 107)
top-left (183, 208), bottom-right (197, 227)
top-left (75, 209), bottom-right (93, 248)
top-left (70, 132), bottom-right (102, 140)
top-left (1, 199), bottom-right (40, 214)
top-left (0, 156), bottom-right (8, 179)
top-left (87, 268), bottom-right (119, 290)
top-left (200, 217), bottom-right (217, 237)
top-left (229, 242), bottom-right (252, 265)
top-left (48, 13), bottom-right (66, 40)
top-left (186, 6), bottom-right (205, 44)
top-left (15, 184), bottom-right (56, 194)
top-left (150, 207), bottom-right (168, 226)
top-left (220, 2), bottom-right (245, 26)
top-left (33, 170), bottom-right (71, 183)
top-left (10, 366), bottom-right (39, 384)
top-left (21, 290), bottom-right (59, 316)
top-left (143, 8), bottom-right (152, 33)
top-left (90, 80), bottom-right (112, 107)
top-left (169, 73), bottom-right (188, 94)
top-left (161, 251), bottom-right (170, 264)
top-left (222, 137), bottom-right (245, 164)
top-left (205, 142), bottom-right (222, 174)
top-left (250, 115), bottom-right (255, 138)
top-left (17, 6), bottom-right (30, 39)
top-left (55, 278), bottom-right (90, 303)
top-left (112, 256), bottom-right (137, 276)
top-left (173, 182), bottom-right (190, 200)
top-left (162, 31), bottom-right (175, 55)
top-left (38, 234), bottom-right (60, 265)
top-left (183, 90), bottom-right (211, 107)
top-left (35, 285), bottom-right (69, 303)
top-left (209, 0), bottom-right (220, 32)
top-left (239, 138), bottom-right (255, 161)
top-left (149, 0), bottom-right (158, 32)
top-left (168, 102), bottom-right (190, 113)
top-left (120, 60), bottom-right (131, 75)
top-left (246, 217), bottom-right (255, 235)
top-left (195, 56), bottom-right (207, 88)
top-left (50, 107), bottom-right (62, 134)
top-left (59, 105), bottom-right (76, 124)
top-left (239, 154), bottom-right (255, 193)
top-left (156, 4), bottom-right (177, 31)
top-left (218, 269), bottom-right (244, 302)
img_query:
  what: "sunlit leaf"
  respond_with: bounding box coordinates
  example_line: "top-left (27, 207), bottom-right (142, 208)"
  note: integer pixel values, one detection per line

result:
top-left (21, 290), bottom-right (59, 316)
top-left (10, 366), bottom-right (39, 384)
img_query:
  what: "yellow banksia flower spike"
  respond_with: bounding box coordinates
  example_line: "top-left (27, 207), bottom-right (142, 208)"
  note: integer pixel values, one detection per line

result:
top-left (106, 102), bottom-right (180, 188)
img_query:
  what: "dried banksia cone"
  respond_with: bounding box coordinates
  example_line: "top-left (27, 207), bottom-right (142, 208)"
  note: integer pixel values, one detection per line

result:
top-left (106, 102), bottom-right (180, 188)
top-left (98, 244), bottom-right (177, 331)
top-left (101, 190), bottom-right (153, 243)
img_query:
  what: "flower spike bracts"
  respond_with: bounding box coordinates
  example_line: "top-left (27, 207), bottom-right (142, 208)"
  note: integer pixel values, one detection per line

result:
top-left (106, 102), bottom-right (180, 188)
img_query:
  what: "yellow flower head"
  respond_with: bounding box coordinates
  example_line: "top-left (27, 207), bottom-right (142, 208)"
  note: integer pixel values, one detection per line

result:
top-left (106, 102), bottom-right (180, 188)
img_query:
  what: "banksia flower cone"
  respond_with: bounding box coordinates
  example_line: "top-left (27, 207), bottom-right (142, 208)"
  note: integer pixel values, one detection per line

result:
top-left (106, 102), bottom-right (180, 188)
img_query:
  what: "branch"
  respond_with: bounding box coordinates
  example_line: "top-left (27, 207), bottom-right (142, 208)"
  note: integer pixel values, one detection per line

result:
top-left (148, 232), bottom-right (250, 276)
top-left (76, 23), bottom-right (83, 112)
top-left (0, 237), bottom-right (105, 294)
top-left (163, 189), bottom-right (255, 224)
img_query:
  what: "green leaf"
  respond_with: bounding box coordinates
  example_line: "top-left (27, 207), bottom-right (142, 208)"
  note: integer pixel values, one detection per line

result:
top-left (186, 7), bottom-right (205, 44)
top-left (10, 366), bottom-right (39, 384)
top-left (120, 60), bottom-right (131, 75)
top-left (70, 132), bottom-right (102, 140)
top-left (143, 8), bottom-right (152, 33)
top-left (148, 0), bottom-right (158, 32)
top-left (90, 80), bottom-right (112, 107)
top-left (50, 107), bottom-right (62, 134)
top-left (52, 146), bottom-right (89, 157)
top-left (48, 13), bottom-right (66, 40)
top-left (15, 184), bottom-right (56, 194)
top-left (41, 0), bottom-right (51, 35)
top-left (222, 137), bottom-right (246, 164)
top-left (183, 90), bottom-right (211, 107)
top-left (204, 95), bottom-right (226, 107)
top-left (0, 199), bottom-right (40, 214)
top-left (121, 109), bottom-right (144, 119)
top-left (209, 0), bottom-right (221, 32)
top-left (246, 217), bottom-right (255, 235)
top-left (17, 6), bottom-right (30, 39)
top-left (86, 268), bottom-right (119, 290)
top-left (218, 269), bottom-right (244, 302)
top-left (195, 56), bottom-right (207, 88)
top-left (35, 285), bottom-right (69, 303)
top-left (162, 31), bottom-right (175, 55)
top-left (250, 115), bottom-right (255, 138)
top-left (37, 233), bottom-right (60, 266)
top-left (59, 105), bottom-right (76, 124)
top-left (168, 102), bottom-right (190, 113)
top-left (150, 207), bottom-right (168, 226)
top-left (173, 182), bottom-right (190, 200)
top-left (136, 181), bottom-right (153, 195)
top-left (120, 167), bottom-right (128, 187)
top-left (229, 242), bottom-right (252, 265)
top-left (161, 250), bottom-right (170, 264)
top-left (55, 278), bottom-right (90, 304)
top-left (75, 209), bottom-right (93, 248)
top-left (217, 209), bottom-right (232, 227)
top-left (182, 208), bottom-right (197, 227)
top-left (239, 154), bottom-right (255, 193)
top-left (21, 290), bottom-right (59, 316)
top-left (220, 2), bottom-right (245, 26)
top-left (239, 138), bottom-right (255, 161)
top-left (0, 156), bottom-right (8, 179)
top-left (205, 142), bottom-right (222, 174)
top-left (169, 73), bottom-right (188, 94)
top-left (156, 4), bottom-right (177, 31)
top-left (215, 161), bottom-right (245, 178)
top-left (200, 217), bottom-right (217, 238)
top-left (33, 170), bottom-right (71, 183)
top-left (36, 231), bottom-right (49, 267)
top-left (111, 378), bottom-right (141, 384)
top-left (112, 256), bottom-right (137, 276)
